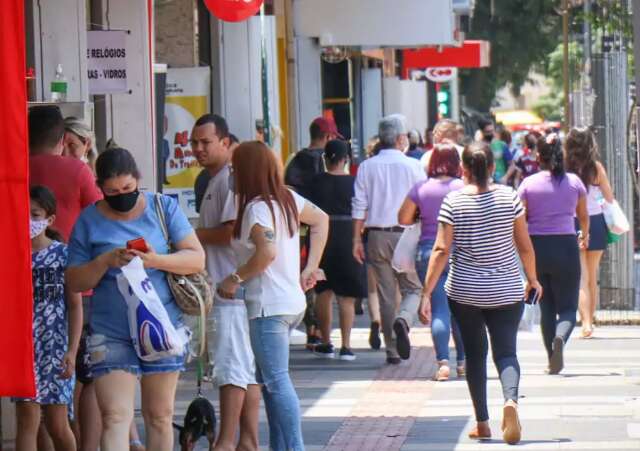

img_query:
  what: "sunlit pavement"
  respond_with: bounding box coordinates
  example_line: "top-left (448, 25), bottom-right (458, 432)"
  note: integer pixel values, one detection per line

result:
top-left (168, 310), bottom-right (640, 451)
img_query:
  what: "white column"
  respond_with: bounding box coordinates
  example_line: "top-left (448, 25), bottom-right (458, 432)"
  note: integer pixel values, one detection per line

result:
top-left (97, 0), bottom-right (156, 191)
top-left (30, 0), bottom-right (89, 102)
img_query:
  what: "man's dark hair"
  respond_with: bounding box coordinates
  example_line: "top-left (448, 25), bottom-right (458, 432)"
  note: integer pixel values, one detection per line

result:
top-left (28, 105), bottom-right (64, 151)
top-left (96, 147), bottom-right (141, 186)
top-left (194, 114), bottom-right (229, 139)
top-left (309, 121), bottom-right (328, 142)
top-left (477, 118), bottom-right (493, 131)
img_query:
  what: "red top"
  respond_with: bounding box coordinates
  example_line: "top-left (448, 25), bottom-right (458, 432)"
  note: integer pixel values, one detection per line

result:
top-left (29, 154), bottom-right (102, 241)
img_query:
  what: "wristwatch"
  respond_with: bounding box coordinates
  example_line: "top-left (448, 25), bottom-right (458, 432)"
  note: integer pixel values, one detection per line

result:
top-left (231, 272), bottom-right (244, 284)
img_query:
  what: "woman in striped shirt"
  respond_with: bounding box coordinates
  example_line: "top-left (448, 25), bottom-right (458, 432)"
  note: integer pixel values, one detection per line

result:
top-left (419, 142), bottom-right (542, 445)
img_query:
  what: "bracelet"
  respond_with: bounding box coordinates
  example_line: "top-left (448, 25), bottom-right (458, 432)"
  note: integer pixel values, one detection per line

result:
top-left (231, 272), bottom-right (244, 284)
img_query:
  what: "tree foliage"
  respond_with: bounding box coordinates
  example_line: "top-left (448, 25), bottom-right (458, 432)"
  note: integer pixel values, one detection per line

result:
top-left (532, 42), bottom-right (583, 121)
top-left (460, 0), bottom-right (561, 112)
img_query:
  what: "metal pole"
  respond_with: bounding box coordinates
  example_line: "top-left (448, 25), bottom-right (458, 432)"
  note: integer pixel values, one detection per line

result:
top-left (562, 0), bottom-right (570, 132)
top-left (260, 4), bottom-right (271, 146)
top-left (584, 0), bottom-right (592, 77)
top-left (632, 0), bottom-right (640, 90)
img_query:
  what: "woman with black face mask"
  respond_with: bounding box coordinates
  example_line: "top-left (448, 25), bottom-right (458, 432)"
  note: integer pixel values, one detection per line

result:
top-left (66, 147), bottom-right (205, 451)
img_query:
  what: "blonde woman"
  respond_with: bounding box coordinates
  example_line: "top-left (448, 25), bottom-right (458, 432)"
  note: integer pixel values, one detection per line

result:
top-left (63, 117), bottom-right (97, 173)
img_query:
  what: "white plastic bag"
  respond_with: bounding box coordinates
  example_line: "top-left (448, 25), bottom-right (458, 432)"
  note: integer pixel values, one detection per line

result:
top-left (392, 223), bottom-right (421, 273)
top-left (118, 257), bottom-right (189, 362)
top-left (602, 200), bottom-right (630, 236)
top-left (518, 303), bottom-right (540, 332)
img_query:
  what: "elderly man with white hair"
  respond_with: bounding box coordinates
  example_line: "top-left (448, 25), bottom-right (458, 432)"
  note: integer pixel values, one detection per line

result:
top-left (352, 114), bottom-right (425, 364)
top-left (420, 119), bottom-right (465, 170)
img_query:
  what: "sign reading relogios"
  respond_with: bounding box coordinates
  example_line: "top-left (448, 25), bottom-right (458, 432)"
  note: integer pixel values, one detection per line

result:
top-left (204, 0), bottom-right (264, 22)
top-left (87, 31), bottom-right (128, 95)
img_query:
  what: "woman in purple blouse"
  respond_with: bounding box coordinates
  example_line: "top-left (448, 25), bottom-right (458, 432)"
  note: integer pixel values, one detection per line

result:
top-left (517, 135), bottom-right (590, 374)
top-left (399, 143), bottom-right (465, 381)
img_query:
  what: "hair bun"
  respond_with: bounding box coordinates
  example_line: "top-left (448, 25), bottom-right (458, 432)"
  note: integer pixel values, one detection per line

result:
top-left (325, 139), bottom-right (349, 161)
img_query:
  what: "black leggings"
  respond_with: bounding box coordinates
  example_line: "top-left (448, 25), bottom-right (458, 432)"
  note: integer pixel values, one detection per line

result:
top-left (449, 300), bottom-right (524, 422)
top-left (531, 235), bottom-right (580, 359)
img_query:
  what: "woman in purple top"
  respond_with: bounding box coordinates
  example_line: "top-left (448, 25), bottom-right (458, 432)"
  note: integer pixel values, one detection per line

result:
top-left (399, 143), bottom-right (465, 381)
top-left (517, 135), bottom-right (589, 374)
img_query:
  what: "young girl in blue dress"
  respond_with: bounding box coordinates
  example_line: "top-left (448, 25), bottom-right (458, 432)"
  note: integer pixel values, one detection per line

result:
top-left (15, 186), bottom-right (83, 451)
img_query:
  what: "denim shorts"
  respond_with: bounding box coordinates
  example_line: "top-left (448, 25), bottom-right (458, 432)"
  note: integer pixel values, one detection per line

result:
top-left (86, 333), bottom-right (186, 379)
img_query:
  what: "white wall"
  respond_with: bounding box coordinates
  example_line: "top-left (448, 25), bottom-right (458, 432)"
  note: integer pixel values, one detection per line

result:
top-left (294, 37), bottom-right (323, 150)
top-left (218, 17), bottom-right (282, 156)
top-left (31, 0), bottom-right (89, 102)
top-left (362, 68), bottom-right (384, 143)
top-left (382, 77), bottom-right (428, 133)
top-left (294, 0), bottom-right (455, 47)
top-left (99, 0), bottom-right (156, 191)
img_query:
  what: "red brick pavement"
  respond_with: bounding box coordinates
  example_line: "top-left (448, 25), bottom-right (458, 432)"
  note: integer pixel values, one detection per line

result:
top-left (323, 332), bottom-right (438, 451)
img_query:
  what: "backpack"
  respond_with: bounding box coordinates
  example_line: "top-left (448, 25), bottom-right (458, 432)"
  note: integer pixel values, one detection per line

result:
top-left (284, 148), bottom-right (325, 197)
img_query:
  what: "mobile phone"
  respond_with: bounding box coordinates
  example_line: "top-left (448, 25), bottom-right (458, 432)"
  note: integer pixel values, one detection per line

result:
top-left (126, 238), bottom-right (149, 253)
top-left (525, 288), bottom-right (540, 305)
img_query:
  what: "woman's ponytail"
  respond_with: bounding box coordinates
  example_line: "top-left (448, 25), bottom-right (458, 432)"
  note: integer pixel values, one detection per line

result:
top-left (537, 134), bottom-right (566, 182)
top-left (462, 142), bottom-right (493, 189)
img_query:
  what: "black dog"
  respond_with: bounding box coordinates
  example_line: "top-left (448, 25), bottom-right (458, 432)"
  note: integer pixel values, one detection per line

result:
top-left (174, 396), bottom-right (217, 451)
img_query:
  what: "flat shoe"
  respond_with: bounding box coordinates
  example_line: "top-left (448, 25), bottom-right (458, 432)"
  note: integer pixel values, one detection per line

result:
top-left (548, 336), bottom-right (564, 375)
top-left (393, 318), bottom-right (411, 360)
top-left (468, 423), bottom-right (491, 440)
top-left (435, 364), bottom-right (450, 382)
top-left (502, 404), bottom-right (521, 445)
top-left (369, 321), bottom-right (382, 350)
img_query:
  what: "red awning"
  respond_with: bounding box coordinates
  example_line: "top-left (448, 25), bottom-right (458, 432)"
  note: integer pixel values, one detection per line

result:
top-left (402, 40), bottom-right (491, 79)
top-left (0, 0), bottom-right (35, 397)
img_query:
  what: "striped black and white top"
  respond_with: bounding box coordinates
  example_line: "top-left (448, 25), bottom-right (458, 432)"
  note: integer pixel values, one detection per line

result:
top-left (438, 185), bottom-right (525, 308)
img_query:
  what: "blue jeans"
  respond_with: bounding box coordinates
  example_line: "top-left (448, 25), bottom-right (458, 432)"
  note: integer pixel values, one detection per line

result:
top-left (415, 240), bottom-right (465, 363)
top-left (250, 314), bottom-right (305, 451)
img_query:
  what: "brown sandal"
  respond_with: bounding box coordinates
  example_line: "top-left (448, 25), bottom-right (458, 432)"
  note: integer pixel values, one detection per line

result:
top-left (468, 422), bottom-right (492, 440)
top-left (502, 403), bottom-right (522, 445)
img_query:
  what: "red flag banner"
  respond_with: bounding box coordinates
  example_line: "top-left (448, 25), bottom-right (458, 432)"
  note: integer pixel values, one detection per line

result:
top-left (0, 0), bottom-right (35, 397)
top-left (204, 0), bottom-right (264, 22)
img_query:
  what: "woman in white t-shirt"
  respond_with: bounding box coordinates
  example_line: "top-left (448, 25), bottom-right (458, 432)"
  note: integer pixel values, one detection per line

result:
top-left (217, 141), bottom-right (329, 451)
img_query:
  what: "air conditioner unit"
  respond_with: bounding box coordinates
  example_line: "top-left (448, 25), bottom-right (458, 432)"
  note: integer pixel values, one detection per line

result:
top-left (452, 0), bottom-right (475, 15)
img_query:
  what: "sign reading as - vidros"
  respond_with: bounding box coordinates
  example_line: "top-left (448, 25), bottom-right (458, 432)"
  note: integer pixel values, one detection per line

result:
top-left (87, 30), bottom-right (128, 95)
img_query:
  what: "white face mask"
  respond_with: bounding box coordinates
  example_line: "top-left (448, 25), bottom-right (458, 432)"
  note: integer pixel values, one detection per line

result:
top-left (30, 218), bottom-right (49, 239)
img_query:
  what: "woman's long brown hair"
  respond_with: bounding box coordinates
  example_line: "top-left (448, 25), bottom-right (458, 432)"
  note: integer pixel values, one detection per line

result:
top-left (565, 127), bottom-right (599, 188)
top-left (232, 141), bottom-right (299, 239)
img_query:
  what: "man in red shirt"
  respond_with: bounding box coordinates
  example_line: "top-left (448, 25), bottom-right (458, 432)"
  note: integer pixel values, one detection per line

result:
top-left (29, 106), bottom-right (102, 241)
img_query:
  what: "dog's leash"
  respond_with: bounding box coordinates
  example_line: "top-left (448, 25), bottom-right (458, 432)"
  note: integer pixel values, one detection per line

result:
top-left (196, 322), bottom-right (207, 397)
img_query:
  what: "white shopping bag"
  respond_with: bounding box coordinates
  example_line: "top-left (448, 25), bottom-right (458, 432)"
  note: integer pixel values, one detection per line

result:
top-left (602, 200), bottom-right (630, 236)
top-left (392, 223), bottom-right (421, 273)
top-left (118, 257), bottom-right (189, 361)
top-left (518, 303), bottom-right (540, 332)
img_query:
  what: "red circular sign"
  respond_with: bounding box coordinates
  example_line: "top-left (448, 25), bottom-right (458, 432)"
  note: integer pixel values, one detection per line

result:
top-left (204, 0), bottom-right (264, 22)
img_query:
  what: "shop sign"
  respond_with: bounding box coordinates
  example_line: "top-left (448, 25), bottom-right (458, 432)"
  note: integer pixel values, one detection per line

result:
top-left (425, 67), bottom-right (456, 83)
top-left (87, 31), bottom-right (128, 95)
top-left (204, 0), bottom-right (263, 22)
top-left (163, 67), bottom-right (211, 218)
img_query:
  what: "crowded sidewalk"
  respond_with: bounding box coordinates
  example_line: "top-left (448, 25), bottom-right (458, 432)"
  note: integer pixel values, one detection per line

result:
top-left (170, 311), bottom-right (640, 450)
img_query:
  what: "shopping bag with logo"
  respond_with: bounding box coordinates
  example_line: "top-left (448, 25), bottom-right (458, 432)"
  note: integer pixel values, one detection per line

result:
top-left (118, 256), bottom-right (190, 361)
top-left (392, 223), bottom-right (421, 273)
